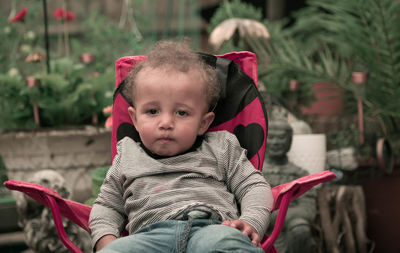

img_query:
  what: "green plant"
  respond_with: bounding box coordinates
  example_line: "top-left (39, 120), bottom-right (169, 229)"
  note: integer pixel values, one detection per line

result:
top-left (1, 1), bottom-right (156, 131)
top-left (85, 166), bottom-right (109, 206)
top-left (327, 124), bottom-right (359, 150)
top-left (268, 0), bottom-right (400, 134)
top-left (0, 74), bottom-right (35, 130)
top-left (211, 0), bottom-right (400, 159)
top-left (71, 11), bottom-right (151, 74)
top-left (263, 0), bottom-right (400, 159)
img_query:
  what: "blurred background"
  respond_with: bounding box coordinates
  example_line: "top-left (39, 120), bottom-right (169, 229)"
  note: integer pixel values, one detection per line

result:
top-left (1, 0), bottom-right (400, 252)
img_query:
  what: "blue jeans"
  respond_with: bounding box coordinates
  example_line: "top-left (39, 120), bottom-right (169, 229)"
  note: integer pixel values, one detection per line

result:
top-left (99, 219), bottom-right (264, 253)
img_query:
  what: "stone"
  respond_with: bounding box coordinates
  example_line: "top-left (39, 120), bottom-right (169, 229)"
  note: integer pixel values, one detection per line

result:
top-left (0, 126), bottom-right (111, 203)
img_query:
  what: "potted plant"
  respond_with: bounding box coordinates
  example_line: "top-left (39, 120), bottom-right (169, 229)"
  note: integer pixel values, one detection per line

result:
top-left (0, 3), bottom-right (151, 202)
top-left (210, 0), bottom-right (400, 171)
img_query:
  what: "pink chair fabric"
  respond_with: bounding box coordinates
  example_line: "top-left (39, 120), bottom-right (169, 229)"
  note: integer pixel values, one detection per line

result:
top-left (4, 170), bottom-right (336, 253)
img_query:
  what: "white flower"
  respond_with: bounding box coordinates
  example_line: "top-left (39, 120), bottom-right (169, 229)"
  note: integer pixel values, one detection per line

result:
top-left (8, 68), bottom-right (20, 77)
top-left (20, 44), bottom-right (32, 54)
top-left (105, 91), bottom-right (113, 98)
top-left (3, 26), bottom-right (11, 34)
top-left (24, 30), bottom-right (36, 41)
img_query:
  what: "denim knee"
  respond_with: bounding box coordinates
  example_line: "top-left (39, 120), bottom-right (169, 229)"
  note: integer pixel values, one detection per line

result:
top-left (187, 224), bottom-right (263, 253)
top-left (99, 220), bottom-right (180, 253)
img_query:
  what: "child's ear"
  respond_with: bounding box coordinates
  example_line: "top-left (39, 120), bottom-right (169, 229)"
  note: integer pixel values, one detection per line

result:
top-left (198, 112), bottom-right (215, 135)
top-left (128, 106), bottom-right (137, 125)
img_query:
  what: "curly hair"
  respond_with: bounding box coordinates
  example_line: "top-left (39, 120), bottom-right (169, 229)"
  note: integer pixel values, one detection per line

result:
top-left (123, 40), bottom-right (220, 111)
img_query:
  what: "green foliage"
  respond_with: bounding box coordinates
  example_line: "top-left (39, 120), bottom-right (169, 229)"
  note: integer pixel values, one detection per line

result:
top-left (260, 21), bottom-right (355, 112)
top-left (0, 156), bottom-right (10, 198)
top-left (1, 2), bottom-right (154, 131)
top-left (20, 69), bottom-right (114, 128)
top-left (0, 75), bottom-right (35, 130)
top-left (85, 166), bottom-right (109, 206)
top-left (0, 52), bottom-right (115, 131)
top-left (264, 0), bottom-right (400, 137)
top-left (0, 3), bottom-right (44, 74)
top-left (327, 124), bottom-right (359, 150)
top-left (210, 0), bottom-right (400, 158)
top-left (71, 11), bottom-right (151, 73)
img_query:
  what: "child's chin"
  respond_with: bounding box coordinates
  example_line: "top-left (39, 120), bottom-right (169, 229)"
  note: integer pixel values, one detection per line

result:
top-left (153, 149), bottom-right (179, 157)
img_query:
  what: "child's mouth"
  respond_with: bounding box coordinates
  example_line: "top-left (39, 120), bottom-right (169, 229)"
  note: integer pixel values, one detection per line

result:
top-left (159, 137), bottom-right (172, 143)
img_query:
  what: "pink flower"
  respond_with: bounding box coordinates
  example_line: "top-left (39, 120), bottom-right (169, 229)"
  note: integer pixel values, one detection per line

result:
top-left (103, 106), bottom-right (113, 128)
top-left (105, 115), bottom-right (113, 129)
top-left (103, 106), bottom-right (113, 114)
top-left (53, 8), bottom-right (75, 21)
top-left (9, 8), bottom-right (28, 23)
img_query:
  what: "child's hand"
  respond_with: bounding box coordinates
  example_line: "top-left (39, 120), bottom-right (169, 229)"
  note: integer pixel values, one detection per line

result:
top-left (221, 220), bottom-right (261, 247)
top-left (95, 234), bottom-right (117, 251)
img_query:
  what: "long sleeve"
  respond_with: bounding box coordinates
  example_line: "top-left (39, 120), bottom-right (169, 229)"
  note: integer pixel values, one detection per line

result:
top-left (223, 133), bottom-right (273, 238)
top-left (89, 145), bottom-right (127, 249)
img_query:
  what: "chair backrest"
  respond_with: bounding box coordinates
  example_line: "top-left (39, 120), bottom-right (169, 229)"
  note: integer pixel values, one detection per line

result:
top-left (112, 51), bottom-right (268, 170)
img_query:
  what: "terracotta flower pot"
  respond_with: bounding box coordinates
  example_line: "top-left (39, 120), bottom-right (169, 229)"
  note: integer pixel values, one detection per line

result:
top-left (301, 82), bottom-right (345, 116)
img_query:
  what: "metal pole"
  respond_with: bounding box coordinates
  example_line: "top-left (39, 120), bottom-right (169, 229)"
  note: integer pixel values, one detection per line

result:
top-left (43, 0), bottom-right (51, 73)
top-left (352, 72), bottom-right (367, 145)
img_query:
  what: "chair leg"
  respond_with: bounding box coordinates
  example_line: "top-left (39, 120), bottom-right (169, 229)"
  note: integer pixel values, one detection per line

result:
top-left (261, 190), bottom-right (294, 252)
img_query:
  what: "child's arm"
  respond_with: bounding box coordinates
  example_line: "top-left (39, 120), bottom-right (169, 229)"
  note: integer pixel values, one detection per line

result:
top-left (95, 234), bottom-right (117, 251)
top-left (222, 220), bottom-right (261, 246)
top-left (90, 174), bottom-right (126, 249)
top-left (222, 133), bottom-right (274, 241)
top-left (89, 146), bottom-right (126, 250)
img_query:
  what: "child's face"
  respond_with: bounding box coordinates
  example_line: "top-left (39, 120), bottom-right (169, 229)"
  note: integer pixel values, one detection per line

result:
top-left (128, 68), bottom-right (215, 156)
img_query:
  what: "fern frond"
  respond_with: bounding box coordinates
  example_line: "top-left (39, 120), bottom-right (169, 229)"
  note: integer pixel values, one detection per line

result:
top-left (261, 0), bottom-right (400, 135)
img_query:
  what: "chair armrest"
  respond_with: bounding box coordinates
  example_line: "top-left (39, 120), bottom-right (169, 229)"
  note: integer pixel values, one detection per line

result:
top-left (4, 180), bottom-right (91, 253)
top-left (260, 171), bottom-right (337, 251)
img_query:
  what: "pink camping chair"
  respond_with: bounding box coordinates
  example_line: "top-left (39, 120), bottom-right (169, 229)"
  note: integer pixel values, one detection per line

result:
top-left (4, 51), bottom-right (336, 253)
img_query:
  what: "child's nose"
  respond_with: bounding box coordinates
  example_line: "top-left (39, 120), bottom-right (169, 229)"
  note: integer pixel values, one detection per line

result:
top-left (159, 113), bottom-right (174, 129)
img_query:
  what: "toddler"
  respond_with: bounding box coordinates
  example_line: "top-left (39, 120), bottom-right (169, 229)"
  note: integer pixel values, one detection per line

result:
top-left (89, 40), bottom-right (273, 253)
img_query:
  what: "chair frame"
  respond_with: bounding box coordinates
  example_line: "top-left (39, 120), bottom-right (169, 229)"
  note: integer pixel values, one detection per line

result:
top-left (4, 51), bottom-right (337, 252)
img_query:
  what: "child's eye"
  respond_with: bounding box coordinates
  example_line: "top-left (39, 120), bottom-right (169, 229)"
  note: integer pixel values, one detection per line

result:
top-left (146, 109), bottom-right (158, 115)
top-left (176, 110), bottom-right (188, 116)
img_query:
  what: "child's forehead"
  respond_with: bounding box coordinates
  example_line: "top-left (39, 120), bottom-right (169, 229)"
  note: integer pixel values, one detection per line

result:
top-left (135, 66), bottom-right (206, 89)
top-left (139, 65), bottom-right (203, 77)
top-left (135, 67), bottom-right (207, 88)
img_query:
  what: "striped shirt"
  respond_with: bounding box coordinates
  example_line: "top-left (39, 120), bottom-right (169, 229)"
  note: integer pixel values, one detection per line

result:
top-left (89, 131), bottom-right (273, 247)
